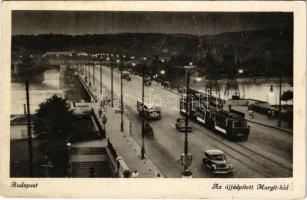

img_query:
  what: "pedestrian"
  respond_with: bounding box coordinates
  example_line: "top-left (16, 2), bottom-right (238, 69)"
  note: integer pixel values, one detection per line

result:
top-left (228, 104), bottom-right (232, 111)
top-left (249, 110), bottom-right (254, 119)
top-left (131, 170), bottom-right (139, 178)
top-left (248, 110), bottom-right (253, 119)
top-left (267, 109), bottom-right (272, 119)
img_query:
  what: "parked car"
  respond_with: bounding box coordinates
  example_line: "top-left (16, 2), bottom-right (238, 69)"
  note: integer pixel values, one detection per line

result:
top-left (175, 118), bottom-right (192, 132)
top-left (248, 101), bottom-right (271, 114)
top-left (202, 150), bottom-right (234, 174)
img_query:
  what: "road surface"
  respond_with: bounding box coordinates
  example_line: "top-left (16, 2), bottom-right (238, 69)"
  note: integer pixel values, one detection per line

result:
top-left (81, 64), bottom-right (292, 178)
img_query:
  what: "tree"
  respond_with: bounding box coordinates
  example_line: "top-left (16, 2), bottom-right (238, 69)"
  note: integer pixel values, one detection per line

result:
top-left (33, 95), bottom-right (73, 138)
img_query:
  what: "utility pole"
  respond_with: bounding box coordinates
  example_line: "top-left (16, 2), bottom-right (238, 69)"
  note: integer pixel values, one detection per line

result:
top-left (180, 63), bottom-right (194, 177)
top-left (88, 53), bottom-right (91, 84)
top-left (100, 55), bottom-right (102, 95)
top-left (120, 62), bottom-right (124, 132)
top-left (25, 80), bottom-right (33, 177)
top-left (278, 74), bottom-right (282, 127)
top-left (92, 54), bottom-right (95, 86)
top-left (184, 70), bottom-right (190, 157)
top-left (111, 57), bottom-right (114, 107)
top-left (141, 61), bottom-right (145, 159)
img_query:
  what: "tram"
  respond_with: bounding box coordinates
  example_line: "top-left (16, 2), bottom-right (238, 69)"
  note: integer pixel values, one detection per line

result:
top-left (179, 89), bottom-right (250, 141)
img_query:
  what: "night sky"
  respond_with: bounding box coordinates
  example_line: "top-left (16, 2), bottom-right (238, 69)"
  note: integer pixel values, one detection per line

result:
top-left (12, 11), bottom-right (293, 36)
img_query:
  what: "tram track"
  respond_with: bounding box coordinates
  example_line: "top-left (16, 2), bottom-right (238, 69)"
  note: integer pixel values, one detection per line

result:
top-left (95, 66), bottom-right (292, 177)
top-left (192, 122), bottom-right (292, 177)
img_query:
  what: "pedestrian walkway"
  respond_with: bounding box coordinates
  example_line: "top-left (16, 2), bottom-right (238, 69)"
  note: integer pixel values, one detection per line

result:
top-left (93, 105), bottom-right (164, 178)
top-left (78, 74), bottom-right (164, 178)
top-left (231, 106), bottom-right (292, 133)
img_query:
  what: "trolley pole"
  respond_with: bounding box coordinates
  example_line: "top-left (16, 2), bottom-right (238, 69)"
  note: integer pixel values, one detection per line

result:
top-left (25, 80), bottom-right (33, 177)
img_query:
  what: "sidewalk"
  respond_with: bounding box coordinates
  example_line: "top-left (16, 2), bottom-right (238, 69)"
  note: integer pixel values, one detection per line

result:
top-left (79, 74), bottom-right (164, 178)
top-left (231, 106), bottom-right (292, 134)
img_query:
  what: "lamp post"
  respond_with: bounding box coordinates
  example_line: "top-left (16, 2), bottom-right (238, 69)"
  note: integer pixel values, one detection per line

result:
top-left (160, 70), bottom-right (165, 84)
top-left (238, 69), bottom-right (245, 99)
top-left (88, 53), bottom-right (91, 85)
top-left (141, 57), bottom-right (147, 159)
top-left (99, 55), bottom-right (103, 95)
top-left (278, 74), bottom-right (282, 127)
top-left (117, 59), bottom-right (124, 132)
top-left (181, 62), bottom-right (194, 177)
top-left (92, 54), bottom-right (96, 87)
top-left (110, 56), bottom-right (114, 107)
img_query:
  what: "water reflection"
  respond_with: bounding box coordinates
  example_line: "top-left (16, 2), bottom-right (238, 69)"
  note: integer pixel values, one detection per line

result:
top-left (11, 67), bottom-right (64, 114)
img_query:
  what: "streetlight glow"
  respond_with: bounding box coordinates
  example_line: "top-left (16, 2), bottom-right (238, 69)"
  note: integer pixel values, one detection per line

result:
top-left (196, 77), bottom-right (202, 82)
top-left (160, 70), bottom-right (165, 75)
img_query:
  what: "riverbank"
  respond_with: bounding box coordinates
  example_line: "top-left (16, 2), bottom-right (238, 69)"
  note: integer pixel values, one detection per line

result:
top-left (10, 65), bottom-right (92, 177)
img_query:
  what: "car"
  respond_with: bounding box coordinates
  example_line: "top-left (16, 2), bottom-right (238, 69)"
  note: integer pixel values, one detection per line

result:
top-left (181, 170), bottom-right (192, 178)
top-left (202, 150), bottom-right (234, 174)
top-left (145, 80), bottom-right (151, 86)
top-left (175, 118), bottom-right (192, 132)
top-left (143, 123), bottom-right (154, 137)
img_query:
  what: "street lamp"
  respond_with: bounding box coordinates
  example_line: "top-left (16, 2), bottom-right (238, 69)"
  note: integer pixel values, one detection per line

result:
top-left (109, 56), bottom-right (114, 108)
top-left (87, 53), bottom-right (91, 86)
top-left (141, 57), bottom-right (147, 159)
top-left (181, 62), bottom-right (195, 177)
top-left (92, 54), bottom-right (95, 87)
top-left (160, 70), bottom-right (165, 83)
top-left (99, 55), bottom-right (103, 95)
top-left (238, 69), bottom-right (245, 98)
top-left (278, 74), bottom-right (282, 127)
top-left (117, 59), bottom-right (124, 132)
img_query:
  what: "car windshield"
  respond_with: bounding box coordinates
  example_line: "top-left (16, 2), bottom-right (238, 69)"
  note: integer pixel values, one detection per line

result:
top-left (208, 154), bottom-right (225, 161)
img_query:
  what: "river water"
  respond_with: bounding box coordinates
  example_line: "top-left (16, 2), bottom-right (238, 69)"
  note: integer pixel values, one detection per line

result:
top-left (191, 77), bottom-right (293, 105)
top-left (11, 68), bottom-right (64, 115)
top-left (11, 67), bottom-right (293, 115)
